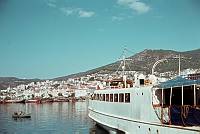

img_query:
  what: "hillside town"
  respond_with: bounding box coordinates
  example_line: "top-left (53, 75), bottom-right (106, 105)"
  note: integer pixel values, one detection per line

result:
top-left (0, 76), bottom-right (96, 103)
top-left (0, 68), bottom-right (199, 104)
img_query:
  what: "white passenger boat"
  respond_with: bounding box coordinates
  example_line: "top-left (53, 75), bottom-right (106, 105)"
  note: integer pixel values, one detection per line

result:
top-left (88, 53), bottom-right (200, 134)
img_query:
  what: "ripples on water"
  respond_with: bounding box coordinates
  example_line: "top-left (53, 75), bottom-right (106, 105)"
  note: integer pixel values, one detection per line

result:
top-left (0, 102), bottom-right (107, 134)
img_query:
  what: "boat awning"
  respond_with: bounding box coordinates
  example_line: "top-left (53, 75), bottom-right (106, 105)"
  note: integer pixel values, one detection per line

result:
top-left (156, 76), bottom-right (200, 89)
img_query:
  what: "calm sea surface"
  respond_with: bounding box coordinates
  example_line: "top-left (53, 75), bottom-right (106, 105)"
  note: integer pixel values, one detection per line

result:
top-left (0, 102), bottom-right (107, 134)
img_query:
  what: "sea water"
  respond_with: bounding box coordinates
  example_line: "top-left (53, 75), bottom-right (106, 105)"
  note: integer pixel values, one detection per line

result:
top-left (0, 102), bottom-right (108, 134)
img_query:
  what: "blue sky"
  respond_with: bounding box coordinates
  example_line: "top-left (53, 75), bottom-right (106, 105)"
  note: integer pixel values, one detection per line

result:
top-left (0, 0), bottom-right (200, 79)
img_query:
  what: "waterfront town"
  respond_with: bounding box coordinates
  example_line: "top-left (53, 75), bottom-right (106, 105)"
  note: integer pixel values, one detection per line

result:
top-left (0, 75), bottom-right (97, 103)
top-left (0, 68), bottom-right (199, 104)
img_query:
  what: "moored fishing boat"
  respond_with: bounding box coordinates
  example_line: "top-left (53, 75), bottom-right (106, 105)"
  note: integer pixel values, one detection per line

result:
top-left (40, 98), bottom-right (54, 103)
top-left (4, 99), bottom-right (25, 103)
top-left (53, 97), bottom-right (69, 102)
top-left (25, 99), bottom-right (41, 103)
top-left (12, 111), bottom-right (31, 118)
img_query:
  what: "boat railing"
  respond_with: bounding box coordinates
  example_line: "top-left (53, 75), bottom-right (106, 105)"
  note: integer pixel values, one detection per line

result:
top-left (153, 104), bottom-right (200, 126)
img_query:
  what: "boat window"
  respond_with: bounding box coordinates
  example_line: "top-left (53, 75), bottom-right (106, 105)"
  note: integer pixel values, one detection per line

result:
top-left (106, 94), bottom-right (109, 101)
top-left (157, 85), bottom-right (200, 106)
top-left (110, 94), bottom-right (113, 102)
top-left (91, 94), bottom-right (94, 100)
top-left (98, 94), bottom-right (100, 101)
top-left (140, 79), bottom-right (144, 85)
top-left (94, 94), bottom-right (96, 100)
top-left (125, 93), bottom-right (130, 103)
top-left (114, 94), bottom-right (118, 102)
top-left (197, 86), bottom-right (200, 105)
top-left (119, 93), bottom-right (124, 102)
top-left (171, 87), bottom-right (183, 105)
top-left (99, 94), bottom-right (103, 101)
top-left (103, 94), bottom-right (105, 101)
top-left (159, 88), bottom-right (180, 106)
top-left (163, 89), bottom-right (170, 105)
top-left (183, 86), bottom-right (194, 105)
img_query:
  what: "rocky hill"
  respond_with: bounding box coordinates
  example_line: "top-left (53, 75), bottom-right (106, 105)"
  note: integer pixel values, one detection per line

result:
top-left (0, 77), bottom-right (41, 90)
top-left (1, 49), bottom-right (200, 89)
top-left (54, 48), bottom-right (200, 80)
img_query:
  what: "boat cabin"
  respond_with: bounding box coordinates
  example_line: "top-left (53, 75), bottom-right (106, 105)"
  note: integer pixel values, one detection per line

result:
top-left (106, 79), bottom-right (133, 89)
top-left (153, 77), bottom-right (200, 126)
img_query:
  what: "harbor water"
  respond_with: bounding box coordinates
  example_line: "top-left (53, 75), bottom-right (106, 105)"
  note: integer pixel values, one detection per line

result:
top-left (0, 102), bottom-right (108, 134)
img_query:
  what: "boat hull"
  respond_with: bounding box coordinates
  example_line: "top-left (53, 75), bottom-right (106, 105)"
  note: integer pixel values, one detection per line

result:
top-left (25, 99), bottom-right (41, 103)
top-left (88, 86), bottom-right (200, 134)
top-left (4, 99), bottom-right (25, 103)
top-left (89, 108), bottom-right (200, 134)
top-left (12, 114), bottom-right (31, 118)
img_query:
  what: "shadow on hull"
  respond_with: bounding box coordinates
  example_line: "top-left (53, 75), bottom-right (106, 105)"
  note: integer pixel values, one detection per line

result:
top-left (90, 124), bottom-right (109, 134)
top-left (90, 123), bottom-right (125, 134)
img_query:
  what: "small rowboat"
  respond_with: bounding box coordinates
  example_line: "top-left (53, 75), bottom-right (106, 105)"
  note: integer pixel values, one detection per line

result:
top-left (12, 112), bottom-right (31, 118)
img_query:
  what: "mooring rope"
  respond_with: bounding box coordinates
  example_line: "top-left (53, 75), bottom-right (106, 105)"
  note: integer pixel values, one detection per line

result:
top-left (181, 105), bottom-right (190, 126)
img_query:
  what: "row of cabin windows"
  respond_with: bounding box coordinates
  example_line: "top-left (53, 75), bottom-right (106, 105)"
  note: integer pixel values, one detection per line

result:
top-left (155, 85), bottom-right (200, 106)
top-left (93, 93), bottom-right (130, 103)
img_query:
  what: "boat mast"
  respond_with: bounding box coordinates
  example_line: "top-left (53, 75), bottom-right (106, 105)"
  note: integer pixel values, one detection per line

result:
top-left (122, 55), bottom-right (126, 88)
top-left (122, 55), bottom-right (126, 76)
top-left (120, 48), bottom-right (132, 88)
top-left (173, 54), bottom-right (182, 76)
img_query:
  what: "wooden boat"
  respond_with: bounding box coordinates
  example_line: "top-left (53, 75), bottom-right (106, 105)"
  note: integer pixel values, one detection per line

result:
top-left (41, 98), bottom-right (53, 103)
top-left (25, 99), bottom-right (41, 103)
top-left (4, 99), bottom-right (25, 103)
top-left (53, 98), bottom-right (69, 102)
top-left (12, 112), bottom-right (31, 118)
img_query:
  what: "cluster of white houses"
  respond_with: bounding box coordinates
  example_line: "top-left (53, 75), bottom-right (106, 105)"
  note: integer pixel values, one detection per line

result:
top-left (0, 79), bottom-right (94, 101)
top-left (0, 68), bottom-right (198, 102)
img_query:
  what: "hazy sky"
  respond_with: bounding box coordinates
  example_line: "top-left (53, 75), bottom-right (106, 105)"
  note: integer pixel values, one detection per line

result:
top-left (0, 0), bottom-right (200, 79)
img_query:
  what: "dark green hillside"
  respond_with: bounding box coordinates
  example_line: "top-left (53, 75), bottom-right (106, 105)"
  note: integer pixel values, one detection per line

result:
top-left (1, 49), bottom-right (200, 88)
top-left (0, 77), bottom-right (41, 90)
top-left (54, 48), bottom-right (200, 80)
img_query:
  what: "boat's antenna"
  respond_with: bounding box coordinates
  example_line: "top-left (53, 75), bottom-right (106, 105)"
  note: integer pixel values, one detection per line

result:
top-left (173, 54), bottom-right (182, 76)
top-left (120, 47), bottom-right (132, 88)
top-left (122, 48), bottom-right (126, 77)
top-left (177, 54), bottom-right (192, 76)
top-left (116, 46), bottom-right (132, 74)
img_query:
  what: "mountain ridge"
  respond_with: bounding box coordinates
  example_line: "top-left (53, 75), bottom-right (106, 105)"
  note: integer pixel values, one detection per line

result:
top-left (1, 48), bottom-right (200, 89)
top-left (0, 77), bottom-right (42, 90)
top-left (53, 48), bottom-right (200, 80)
